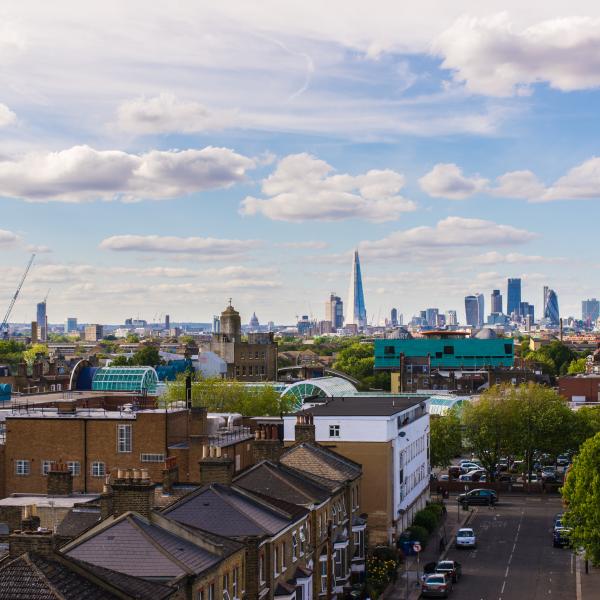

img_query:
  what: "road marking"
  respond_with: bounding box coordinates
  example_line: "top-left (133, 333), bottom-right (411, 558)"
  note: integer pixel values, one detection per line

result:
top-left (501, 581), bottom-right (506, 594)
top-left (570, 553), bottom-right (574, 575)
top-left (512, 543), bottom-right (517, 553)
top-left (505, 566), bottom-right (510, 578)
top-left (576, 555), bottom-right (582, 600)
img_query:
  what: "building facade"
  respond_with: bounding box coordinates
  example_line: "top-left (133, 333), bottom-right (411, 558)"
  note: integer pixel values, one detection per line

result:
top-left (507, 278), bottom-right (521, 317)
top-left (326, 294), bottom-right (344, 330)
top-left (84, 324), bottom-right (103, 342)
top-left (346, 251), bottom-right (366, 329)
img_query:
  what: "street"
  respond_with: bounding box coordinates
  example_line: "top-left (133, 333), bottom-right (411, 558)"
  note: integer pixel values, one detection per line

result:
top-left (442, 496), bottom-right (576, 600)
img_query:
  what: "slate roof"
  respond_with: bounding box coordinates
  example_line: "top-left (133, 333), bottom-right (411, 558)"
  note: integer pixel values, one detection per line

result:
top-left (296, 395), bottom-right (424, 416)
top-left (233, 460), bottom-right (334, 506)
top-left (56, 508), bottom-right (102, 539)
top-left (63, 512), bottom-right (223, 580)
top-left (162, 483), bottom-right (306, 538)
top-left (280, 442), bottom-right (361, 485)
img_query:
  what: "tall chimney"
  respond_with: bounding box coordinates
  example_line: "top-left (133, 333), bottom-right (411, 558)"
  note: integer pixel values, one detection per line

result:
top-left (161, 456), bottom-right (179, 495)
top-left (252, 425), bottom-right (283, 463)
top-left (110, 469), bottom-right (155, 519)
top-left (47, 462), bottom-right (73, 496)
top-left (185, 375), bottom-right (192, 409)
top-left (294, 413), bottom-right (316, 443)
top-left (199, 446), bottom-right (234, 485)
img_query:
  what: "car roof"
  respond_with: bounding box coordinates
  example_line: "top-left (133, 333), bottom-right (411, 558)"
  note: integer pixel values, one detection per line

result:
top-left (426, 574), bottom-right (446, 581)
top-left (458, 528), bottom-right (473, 533)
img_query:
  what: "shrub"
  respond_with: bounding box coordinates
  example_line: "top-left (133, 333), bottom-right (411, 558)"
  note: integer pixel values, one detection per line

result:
top-left (413, 509), bottom-right (438, 534)
top-left (407, 525), bottom-right (429, 548)
top-left (424, 502), bottom-right (444, 518)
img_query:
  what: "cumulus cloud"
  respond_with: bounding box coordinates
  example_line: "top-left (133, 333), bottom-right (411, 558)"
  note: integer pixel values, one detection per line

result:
top-left (0, 145), bottom-right (255, 203)
top-left (99, 235), bottom-right (263, 256)
top-left (542, 157), bottom-right (600, 201)
top-left (116, 93), bottom-right (237, 135)
top-left (0, 104), bottom-right (16, 127)
top-left (0, 229), bottom-right (19, 246)
top-left (419, 163), bottom-right (488, 199)
top-left (359, 216), bottom-right (537, 259)
top-left (278, 241), bottom-right (329, 249)
top-left (473, 251), bottom-right (566, 265)
top-left (240, 153), bottom-right (416, 222)
top-left (433, 14), bottom-right (600, 96)
top-left (26, 245), bottom-right (52, 254)
top-left (491, 170), bottom-right (546, 200)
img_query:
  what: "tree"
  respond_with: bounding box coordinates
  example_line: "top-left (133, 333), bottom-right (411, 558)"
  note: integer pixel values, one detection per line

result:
top-left (125, 333), bottom-right (140, 343)
top-left (22, 343), bottom-right (49, 367)
top-left (430, 408), bottom-right (462, 468)
top-left (110, 355), bottom-right (129, 366)
top-left (0, 340), bottom-right (26, 365)
top-left (333, 342), bottom-right (390, 390)
top-left (567, 357), bottom-right (588, 375)
top-left (562, 432), bottom-right (600, 565)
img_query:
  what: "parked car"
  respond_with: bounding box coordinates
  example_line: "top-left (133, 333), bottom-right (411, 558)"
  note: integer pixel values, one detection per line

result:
top-left (553, 527), bottom-right (571, 548)
top-left (511, 460), bottom-right (525, 473)
top-left (435, 560), bottom-right (462, 583)
top-left (523, 473), bottom-right (539, 483)
top-left (421, 573), bottom-right (452, 598)
top-left (556, 455), bottom-right (570, 467)
top-left (455, 527), bottom-right (476, 549)
top-left (498, 473), bottom-right (514, 483)
top-left (458, 489), bottom-right (498, 506)
top-left (448, 466), bottom-right (461, 479)
top-left (541, 467), bottom-right (557, 482)
top-left (460, 462), bottom-right (481, 473)
top-left (438, 474), bottom-right (450, 481)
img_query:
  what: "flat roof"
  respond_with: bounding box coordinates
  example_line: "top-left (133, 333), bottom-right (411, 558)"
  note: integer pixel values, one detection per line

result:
top-left (295, 395), bottom-right (427, 417)
top-left (3, 407), bottom-right (186, 420)
top-left (0, 494), bottom-right (100, 508)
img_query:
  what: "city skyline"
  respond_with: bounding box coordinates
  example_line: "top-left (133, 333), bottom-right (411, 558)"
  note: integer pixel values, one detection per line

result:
top-left (1, 3), bottom-right (600, 323)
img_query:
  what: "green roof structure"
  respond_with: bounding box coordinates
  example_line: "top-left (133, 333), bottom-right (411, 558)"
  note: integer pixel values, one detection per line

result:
top-left (282, 377), bottom-right (358, 411)
top-left (91, 367), bottom-right (158, 394)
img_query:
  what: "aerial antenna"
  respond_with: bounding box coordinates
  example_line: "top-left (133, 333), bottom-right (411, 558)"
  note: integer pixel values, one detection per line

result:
top-left (1, 254), bottom-right (36, 338)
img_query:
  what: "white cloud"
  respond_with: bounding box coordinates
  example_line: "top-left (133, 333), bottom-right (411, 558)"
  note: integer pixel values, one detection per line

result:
top-left (0, 104), bottom-right (16, 127)
top-left (492, 170), bottom-right (546, 199)
top-left (240, 153), bottom-right (416, 222)
top-left (542, 157), bottom-right (600, 201)
top-left (419, 163), bottom-right (488, 199)
top-left (359, 216), bottom-right (537, 259)
top-left (434, 13), bottom-right (600, 96)
top-left (278, 241), bottom-right (329, 249)
top-left (473, 251), bottom-right (566, 264)
top-left (0, 145), bottom-right (255, 203)
top-left (0, 229), bottom-right (19, 246)
top-left (26, 244), bottom-right (52, 253)
top-left (99, 235), bottom-right (263, 256)
top-left (116, 93), bottom-right (237, 135)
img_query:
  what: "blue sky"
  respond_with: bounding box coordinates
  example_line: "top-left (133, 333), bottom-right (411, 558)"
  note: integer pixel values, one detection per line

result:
top-left (1, 2), bottom-right (600, 325)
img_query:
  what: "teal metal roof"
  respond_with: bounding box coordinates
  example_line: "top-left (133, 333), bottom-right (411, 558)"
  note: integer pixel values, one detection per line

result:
top-left (91, 367), bottom-right (158, 394)
top-left (282, 377), bottom-right (358, 411)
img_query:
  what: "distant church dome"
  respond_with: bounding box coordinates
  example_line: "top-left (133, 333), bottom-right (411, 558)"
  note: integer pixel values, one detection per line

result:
top-left (249, 312), bottom-right (260, 327)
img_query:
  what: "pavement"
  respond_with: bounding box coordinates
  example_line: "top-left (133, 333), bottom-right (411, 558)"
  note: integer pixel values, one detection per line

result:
top-left (382, 494), bottom-right (598, 600)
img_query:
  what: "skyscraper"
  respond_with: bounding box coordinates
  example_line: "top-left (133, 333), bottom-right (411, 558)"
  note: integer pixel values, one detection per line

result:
top-left (425, 308), bottom-right (439, 327)
top-left (491, 289), bottom-right (503, 314)
top-left (36, 301), bottom-right (47, 342)
top-left (465, 295), bottom-right (479, 327)
top-left (65, 317), bottom-right (78, 334)
top-left (507, 278), bottom-right (521, 316)
top-left (346, 250), bottom-right (367, 328)
top-left (544, 289), bottom-right (560, 326)
top-left (582, 299), bottom-right (600, 323)
top-left (326, 293), bottom-right (344, 329)
top-left (165, 314), bottom-right (170, 330)
top-left (476, 293), bottom-right (484, 327)
top-left (390, 308), bottom-right (398, 327)
top-left (446, 310), bottom-right (458, 326)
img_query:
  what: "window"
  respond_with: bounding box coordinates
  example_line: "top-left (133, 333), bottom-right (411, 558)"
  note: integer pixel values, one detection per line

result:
top-left (332, 504), bottom-right (337, 524)
top-left (504, 343), bottom-right (513, 354)
top-left (117, 424), bottom-right (132, 453)
top-left (353, 529), bottom-right (365, 559)
top-left (67, 461), bottom-right (81, 476)
top-left (292, 532), bottom-right (298, 561)
top-left (274, 546), bottom-right (279, 576)
top-left (15, 460), bottom-right (30, 476)
top-left (320, 557), bottom-right (327, 593)
top-left (384, 345), bottom-right (395, 355)
top-left (41, 460), bottom-right (56, 476)
top-left (259, 553), bottom-right (265, 583)
top-left (208, 583), bottom-right (215, 600)
top-left (91, 461), bottom-right (106, 477)
top-left (299, 527), bottom-right (306, 555)
top-left (443, 345), bottom-right (454, 355)
top-left (281, 541), bottom-right (287, 571)
top-left (196, 591), bottom-right (204, 600)
top-left (222, 573), bottom-right (230, 599)
top-left (233, 567), bottom-right (239, 599)
top-left (435, 351), bottom-right (442, 359)
top-left (329, 424), bottom-right (340, 438)
top-left (140, 453), bottom-right (165, 463)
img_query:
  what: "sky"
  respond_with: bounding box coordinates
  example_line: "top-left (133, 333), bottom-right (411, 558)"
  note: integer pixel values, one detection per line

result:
top-left (1, 1), bottom-right (600, 326)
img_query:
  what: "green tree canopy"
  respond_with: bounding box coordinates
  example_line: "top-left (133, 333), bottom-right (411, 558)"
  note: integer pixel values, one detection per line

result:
top-left (562, 432), bottom-right (600, 565)
top-left (22, 343), bottom-right (49, 367)
top-left (0, 340), bottom-right (26, 365)
top-left (332, 342), bottom-right (390, 390)
top-left (125, 333), bottom-right (140, 343)
top-left (567, 357), bottom-right (588, 375)
top-left (430, 408), bottom-right (462, 468)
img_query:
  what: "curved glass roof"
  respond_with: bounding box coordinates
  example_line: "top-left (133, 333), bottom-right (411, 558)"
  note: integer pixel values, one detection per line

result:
top-left (428, 395), bottom-right (465, 416)
top-left (92, 367), bottom-right (158, 394)
top-left (282, 377), bottom-right (358, 411)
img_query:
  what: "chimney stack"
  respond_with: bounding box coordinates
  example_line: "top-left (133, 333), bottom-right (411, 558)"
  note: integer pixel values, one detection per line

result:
top-left (161, 456), bottom-right (179, 495)
top-left (185, 374), bottom-right (192, 409)
top-left (294, 413), bottom-right (316, 443)
top-left (110, 469), bottom-right (156, 519)
top-left (47, 462), bottom-right (73, 496)
top-left (199, 445), bottom-right (234, 485)
top-left (9, 507), bottom-right (54, 558)
top-left (252, 424), bottom-right (283, 463)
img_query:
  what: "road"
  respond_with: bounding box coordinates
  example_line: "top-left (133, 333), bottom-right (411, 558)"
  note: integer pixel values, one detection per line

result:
top-left (443, 496), bottom-right (576, 600)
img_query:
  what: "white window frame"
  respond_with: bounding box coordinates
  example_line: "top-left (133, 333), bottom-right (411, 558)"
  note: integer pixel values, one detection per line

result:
top-left (15, 460), bottom-right (30, 476)
top-left (233, 566), bottom-right (239, 599)
top-left (329, 424), bottom-right (340, 438)
top-left (281, 541), bottom-right (287, 572)
top-left (67, 461), bottom-right (81, 476)
top-left (41, 459), bottom-right (56, 476)
top-left (319, 556), bottom-right (328, 593)
top-left (208, 583), bottom-right (215, 600)
top-left (91, 461), bottom-right (106, 477)
top-left (292, 532), bottom-right (298, 562)
top-left (117, 424), bottom-right (132, 453)
top-left (259, 553), bottom-right (265, 584)
top-left (140, 453), bottom-right (165, 463)
top-left (274, 545), bottom-right (279, 577)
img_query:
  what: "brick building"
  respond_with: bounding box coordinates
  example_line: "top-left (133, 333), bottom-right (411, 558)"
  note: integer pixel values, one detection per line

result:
top-left (558, 374), bottom-right (600, 403)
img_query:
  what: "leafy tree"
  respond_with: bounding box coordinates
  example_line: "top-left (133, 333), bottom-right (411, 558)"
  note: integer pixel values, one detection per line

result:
top-left (562, 432), bottom-right (600, 565)
top-left (125, 333), bottom-right (140, 343)
top-left (567, 357), bottom-right (588, 375)
top-left (430, 408), bottom-right (462, 468)
top-left (179, 335), bottom-right (195, 345)
top-left (572, 406), bottom-right (600, 448)
top-left (164, 375), bottom-right (294, 416)
top-left (0, 340), bottom-right (26, 365)
top-left (332, 342), bottom-right (390, 390)
top-left (110, 355), bottom-right (129, 366)
top-left (22, 343), bottom-right (49, 367)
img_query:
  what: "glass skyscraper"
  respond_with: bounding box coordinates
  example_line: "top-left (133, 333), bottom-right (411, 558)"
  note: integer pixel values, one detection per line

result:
top-left (507, 278), bottom-right (521, 316)
top-left (491, 289), bottom-right (503, 314)
top-left (544, 289), bottom-right (560, 326)
top-left (582, 299), bottom-right (600, 323)
top-left (347, 250), bottom-right (367, 328)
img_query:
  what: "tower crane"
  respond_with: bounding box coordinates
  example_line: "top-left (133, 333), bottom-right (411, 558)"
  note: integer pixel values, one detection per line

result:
top-left (1, 254), bottom-right (35, 339)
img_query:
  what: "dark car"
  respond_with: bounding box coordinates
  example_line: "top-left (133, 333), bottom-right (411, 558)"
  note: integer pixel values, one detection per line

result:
top-left (448, 466), bottom-right (461, 479)
top-left (458, 488), bottom-right (498, 506)
top-left (421, 573), bottom-right (452, 598)
top-left (553, 527), bottom-right (571, 548)
top-left (435, 560), bottom-right (462, 583)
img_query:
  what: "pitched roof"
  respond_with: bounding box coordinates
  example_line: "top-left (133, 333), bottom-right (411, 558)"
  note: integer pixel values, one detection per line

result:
top-left (296, 395), bottom-right (425, 416)
top-left (280, 442), bottom-right (361, 485)
top-left (162, 483), bottom-right (307, 538)
top-left (5, 551), bottom-right (175, 599)
top-left (56, 508), bottom-right (102, 539)
top-left (233, 460), bottom-right (333, 506)
top-left (63, 512), bottom-right (223, 580)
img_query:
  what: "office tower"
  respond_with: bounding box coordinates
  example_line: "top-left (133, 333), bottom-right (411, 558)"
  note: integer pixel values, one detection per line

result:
top-left (507, 278), bottom-right (522, 317)
top-left (390, 308), bottom-right (398, 327)
top-left (544, 289), bottom-right (560, 326)
top-left (398, 313), bottom-right (404, 326)
top-left (84, 324), bottom-right (104, 342)
top-left (543, 286), bottom-right (549, 312)
top-left (65, 317), bottom-right (78, 334)
top-left (346, 250), bottom-right (367, 328)
top-left (36, 301), bottom-right (47, 342)
top-left (212, 316), bottom-right (221, 334)
top-left (425, 308), bottom-right (439, 327)
top-left (326, 293), bottom-right (344, 329)
top-left (437, 314), bottom-right (446, 327)
top-left (519, 302), bottom-right (535, 323)
top-left (465, 295), bottom-right (479, 327)
top-left (476, 293), bottom-right (484, 327)
top-left (165, 314), bottom-right (170, 330)
top-left (446, 310), bottom-right (458, 326)
top-left (491, 289), bottom-right (503, 314)
top-left (582, 299), bottom-right (600, 323)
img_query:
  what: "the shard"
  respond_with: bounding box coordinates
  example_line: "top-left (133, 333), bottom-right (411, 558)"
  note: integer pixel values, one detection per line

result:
top-left (346, 249), bottom-right (367, 328)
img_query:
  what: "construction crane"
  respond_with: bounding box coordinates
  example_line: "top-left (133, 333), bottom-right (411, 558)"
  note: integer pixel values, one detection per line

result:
top-left (1, 254), bottom-right (35, 339)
